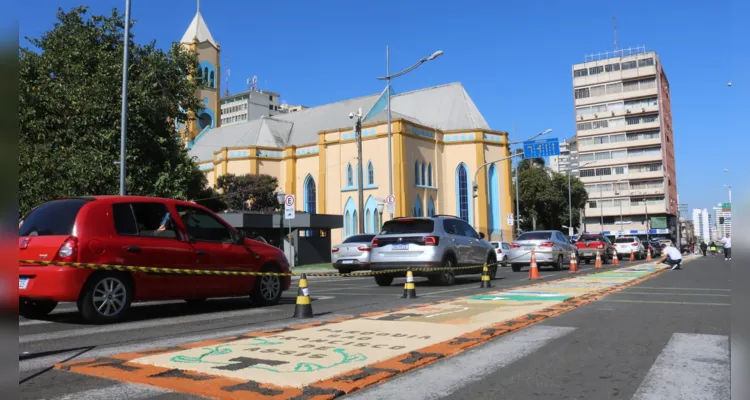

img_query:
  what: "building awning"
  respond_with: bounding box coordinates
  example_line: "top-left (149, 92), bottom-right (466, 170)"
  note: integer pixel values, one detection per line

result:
top-left (218, 211), bottom-right (343, 230)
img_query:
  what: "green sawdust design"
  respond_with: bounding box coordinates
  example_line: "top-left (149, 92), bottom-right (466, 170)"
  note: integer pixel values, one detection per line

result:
top-left (170, 338), bottom-right (283, 365)
top-left (169, 338), bottom-right (368, 373)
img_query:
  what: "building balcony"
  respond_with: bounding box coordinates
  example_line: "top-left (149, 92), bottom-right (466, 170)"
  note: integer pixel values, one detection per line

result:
top-left (577, 137), bottom-right (662, 153)
top-left (573, 66), bottom-right (657, 88)
top-left (584, 203), bottom-right (667, 216)
top-left (575, 104), bottom-right (659, 124)
top-left (577, 120), bottom-right (661, 138)
top-left (574, 87), bottom-right (658, 107)
top-left (627, 170), bottom-right (664, 180)
top-left (578, 153), bottom-right (663, 170)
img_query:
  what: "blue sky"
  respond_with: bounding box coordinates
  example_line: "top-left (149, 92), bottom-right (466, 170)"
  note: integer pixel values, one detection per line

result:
top-left (15, 0), bottom-right (748, 213)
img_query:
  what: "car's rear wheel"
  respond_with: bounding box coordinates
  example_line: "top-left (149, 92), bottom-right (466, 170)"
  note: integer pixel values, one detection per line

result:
top-left (251, 265), bottom-right (283, 307)
top-left (553, 255), bottom-right (564, 271)
top-left (374, 275), bottom-right (394, 287)
top-left (511, 264), bottom-right (521, 272)
top-left (19, 299), bottom-right (58, 319)
top-left (439, 257), bottom-right (457, 286)
top-left (78, 272), bottom-right (133, 324)
top-left (338, 268), bottom-right (352, 274)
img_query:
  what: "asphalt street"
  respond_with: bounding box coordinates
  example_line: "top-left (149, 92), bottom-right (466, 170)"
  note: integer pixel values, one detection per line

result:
top-left (18, 256), bottom-right (729, 399)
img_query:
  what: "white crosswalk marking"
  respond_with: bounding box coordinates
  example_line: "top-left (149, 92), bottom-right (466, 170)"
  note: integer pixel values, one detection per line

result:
top-left (45, 383), bottom-right (168, 399)
top-left (631, 333), bottom-right (730, 400)
top-left (346, 325), bottom-right (577, 400)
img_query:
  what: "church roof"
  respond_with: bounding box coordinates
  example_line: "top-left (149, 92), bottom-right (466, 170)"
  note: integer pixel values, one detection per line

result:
top-left (188, 82), bottom-right (491, 162)
top-left (180, 11), bottom-right (217, 46)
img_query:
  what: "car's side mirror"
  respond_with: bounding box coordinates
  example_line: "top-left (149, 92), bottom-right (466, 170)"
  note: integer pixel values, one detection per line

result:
top-left (479, 232), bottom-right (485, 240)
top-left (234, 230), bottom-right (246, 244)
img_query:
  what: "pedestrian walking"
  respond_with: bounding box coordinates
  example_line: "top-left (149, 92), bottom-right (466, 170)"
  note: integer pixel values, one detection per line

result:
top-left (659, 243), bottom-right (683, 270)
top-left (709, 242), bottom-right (718, 257)
top-left (700, 241), bottom-right (708, 257)
top-left (720, 234), bottom-right (731, 261)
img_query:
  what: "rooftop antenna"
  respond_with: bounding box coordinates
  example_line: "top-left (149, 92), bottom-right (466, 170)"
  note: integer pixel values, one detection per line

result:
top-left (613, 13), bottom-right (619, 51)
top-left (197, 0), bottom-right (200, 14)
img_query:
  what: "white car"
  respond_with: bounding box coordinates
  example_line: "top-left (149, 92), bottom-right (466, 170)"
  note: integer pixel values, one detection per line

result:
top-left (490, 241), bottom-right (511, 267)
top-left (614, 236), bottom-right (646, 259)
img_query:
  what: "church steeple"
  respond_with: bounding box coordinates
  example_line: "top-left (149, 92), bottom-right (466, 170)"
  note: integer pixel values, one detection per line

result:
top-left (180, 0), bottom-right (217, 47)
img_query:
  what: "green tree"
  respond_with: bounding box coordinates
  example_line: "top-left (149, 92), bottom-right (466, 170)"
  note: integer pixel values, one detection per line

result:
top-left (512, 163), bottom-right (588, 234)
top-left (19, 6), bottom-right (207, 215)
top-left (215, 173), bottom-right (279, 212)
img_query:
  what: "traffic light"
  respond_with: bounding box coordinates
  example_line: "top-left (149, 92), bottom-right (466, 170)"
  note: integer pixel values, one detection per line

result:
top-left (719, 217), bottom-right (725, 224)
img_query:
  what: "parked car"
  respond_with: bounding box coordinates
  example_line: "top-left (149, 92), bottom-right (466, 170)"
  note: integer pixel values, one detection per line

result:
top-left (574, 233), bottom-right (616, 265)
top-left (331, 234), bottom-right (376, 274)
top-left (369, 216), bottom-right (497, 286)
top-left (490, 241), bottom-right (511, 267)
top-left (18, 196), bottom-right (292, 324)
top-left (644, 239), bottom-right (662, 256)
top-left (614, 236), bottom-right (646, 259)
top-left (508, 230), bottom-right (577, 272)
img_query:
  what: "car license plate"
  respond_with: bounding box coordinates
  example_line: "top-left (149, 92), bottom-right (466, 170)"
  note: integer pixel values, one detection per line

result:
top-left (524, 246), bottom-right (535, 250)
top-left (19, 278), bottom-right (29, 290)
top-left (392, 244), bottom-right (409, 250)
top-left (342, 260), bottom-right (354, 264)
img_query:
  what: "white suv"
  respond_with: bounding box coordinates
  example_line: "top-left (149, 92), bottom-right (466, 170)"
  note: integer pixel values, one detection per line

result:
top-left (614, 236), bottom-right (646, 259)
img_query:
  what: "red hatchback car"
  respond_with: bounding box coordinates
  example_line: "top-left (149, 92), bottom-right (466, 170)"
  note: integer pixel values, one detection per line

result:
top-left (18, 196), bottom-right (291, 324)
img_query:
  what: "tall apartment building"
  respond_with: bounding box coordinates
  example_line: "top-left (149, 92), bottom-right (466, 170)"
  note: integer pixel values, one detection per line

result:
top-left (692, 208), bottom-right (711, 243)
top-left (572, 47), bottom-right (678, 240)
top-left (712, 202), bottom-right (732, 238)
top-left (219, 89), bottom-right (309, 127)
top-left (548, 136), bottom-right (578, 175)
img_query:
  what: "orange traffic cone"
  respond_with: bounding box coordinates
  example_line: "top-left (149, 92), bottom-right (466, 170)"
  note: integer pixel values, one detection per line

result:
top-left (594, 250), bottom-right (603, 269)
top-left (629, 249), bottom-right (635, 263)
top-left (647, 248), bottom-right (652, 261)
top-left (613, 252), bottom-right (619, 266)
top-left (569, 252), bottom-right (579, 273)
top-left (529, 250), bottom-right (541, 280)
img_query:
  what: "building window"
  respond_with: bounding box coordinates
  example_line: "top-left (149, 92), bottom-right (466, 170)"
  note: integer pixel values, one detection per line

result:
top-left (427, 163), bottom-right (433, 186)
top-left (574, 68), bottom-right (588, 77)
top-left (638, 57), bottom-right (654, 67)
top-left (456, 163), bottom-right (469, 222)
top-left (344, 211), bottom-right (351, 237)
top-left (367, 161), bottom-right (374, 185)
top-left (427, 197), bottom-right (436, 217)
top-left (353, 210), bottom-right (359, 234)
top-left (414, 161), bottom-right (420, 185)
top-left (589, 65), bottom-right (604, 75)
top-left (269, 95), bottom-right (273, 101)
top-left (346, 164), bottom-right (353, 187)
top-left (269, 105), bottom-right (273, 110)
top-left (421, 163), bottom-right (426, 186)
top-left (413, 195), bottom-right (423, 217)
top-left (304, 175), bottom-right (316, 214)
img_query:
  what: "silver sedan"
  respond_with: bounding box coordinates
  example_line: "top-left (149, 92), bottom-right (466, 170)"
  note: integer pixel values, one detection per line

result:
top-left (331, 234), bottom-right (376, 274)
top-left (508, 230), bottom-right (577, 272)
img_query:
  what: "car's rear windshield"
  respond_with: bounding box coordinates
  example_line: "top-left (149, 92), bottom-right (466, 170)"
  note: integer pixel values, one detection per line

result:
top-left (491, 242), bottom-right (500, 248)
top-left (19, 198), bottom-right (92, 236)
top-left (579, 235), bottom-right (603, 241)
top-left (615, 237), bottom-right (636, 243)
top-left (380, 219), bottom-right (434, 234)
top-left (516, 232), bottom-right (552, 241)
top-left (343, 234), bottom-right (375, 244)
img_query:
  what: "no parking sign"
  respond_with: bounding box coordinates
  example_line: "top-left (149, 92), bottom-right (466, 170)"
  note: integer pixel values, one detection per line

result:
top-left (284, 194), bottom-right (295, 219)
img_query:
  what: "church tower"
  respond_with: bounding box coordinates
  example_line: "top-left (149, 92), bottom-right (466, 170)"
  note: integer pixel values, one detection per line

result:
top-left (179, 1), bottom-right (221, 147)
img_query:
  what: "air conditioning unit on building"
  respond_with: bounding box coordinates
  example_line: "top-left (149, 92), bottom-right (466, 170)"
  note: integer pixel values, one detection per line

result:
top-left (626, 109), bottom-right (631, 113)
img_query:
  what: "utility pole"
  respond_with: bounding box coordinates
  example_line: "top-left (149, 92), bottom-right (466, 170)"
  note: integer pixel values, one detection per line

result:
top-left (514, 123), bottom-right (520, 237)
top-left (386, 46), bottom-right (393, 220)
top-left (119, 0), bottom-right (132, 195)
top-left (353, 108), bottom-right (365, 233)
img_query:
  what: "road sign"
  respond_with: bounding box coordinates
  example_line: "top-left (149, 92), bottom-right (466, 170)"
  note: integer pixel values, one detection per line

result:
top-left (523, 138), bottom-right (560, 158)
top-left (507, 213), bottom-right (514, 226)
top-left (721, 202), bottom-right (731, 210)
top-left (385, 194), bottom-right (395, 214)
top-left (284, 194), bottom-right (295, 219)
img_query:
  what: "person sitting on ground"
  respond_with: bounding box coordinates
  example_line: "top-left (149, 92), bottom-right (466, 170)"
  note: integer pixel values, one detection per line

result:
top-left (659, 243), bottom-right (683, 270)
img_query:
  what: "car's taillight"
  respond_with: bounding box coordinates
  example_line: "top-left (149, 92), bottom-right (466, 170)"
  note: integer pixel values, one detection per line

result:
top-left (56, 236), bottom-right (78, 262)
top-left (597, 244), bottom-right (604, 249)
top-left (423, 236), bottom-right (439, 246)
top-left (331, 247), bottom-right (339, 253)
top-left (539, 242), bottom-right (554, 247)
top-left (358, 246), bottom-right (371, 252)
top-left (631, 243), bottom-right (639, 247)
top-left (496, 249), bottom-right (502, 254)
top-left (371, 238), bottom-right (380, 247)
top-left (510, 243), bottom-right (520, 248)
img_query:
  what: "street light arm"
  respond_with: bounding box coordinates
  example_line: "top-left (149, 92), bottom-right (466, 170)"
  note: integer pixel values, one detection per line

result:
top-left (376, 58), bottom-right (426, 80)
top-left (473, 153), bottom-right (523, 187)
top-left (508, 129), bottom-right (553, 145)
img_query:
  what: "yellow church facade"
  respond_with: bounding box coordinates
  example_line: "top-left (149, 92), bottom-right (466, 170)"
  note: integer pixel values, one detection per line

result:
top-left (178, 9), bottom-right (514, 246)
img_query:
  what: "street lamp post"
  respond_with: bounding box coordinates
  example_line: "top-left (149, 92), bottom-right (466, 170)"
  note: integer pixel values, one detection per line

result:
top-left (350, 108), bottom-right (365, 233)
top-left (377, 48), bottom-right (443, 219)
top-left (376, 203), bottom-right (384, 232)
top-left (508, 128), bottom-right (552, 238)
top-left (119, 0), bottom-right (132, 195)
top-left (276, 190), bottom-right (285, 250)
top-left (613, 179), bottom-right (625, 235)
top-left (476, 128), bottom-right (552, 239)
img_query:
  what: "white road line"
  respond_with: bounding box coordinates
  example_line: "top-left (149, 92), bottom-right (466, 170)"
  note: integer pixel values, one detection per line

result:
top-left (346, 325), bottom-right (576, 400)
top-left (20, 314), bottom-right (348, 373)
top-left (630, 286), bottom-right (731, 291)
top-left (19, 307), bottom-right (281, 344)
top-left (620, 291), bottom-right (730, 297)
top-left (46, 382), bottom-right (168, 400)
top-left (631, 333), bottom-right (729, 400)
